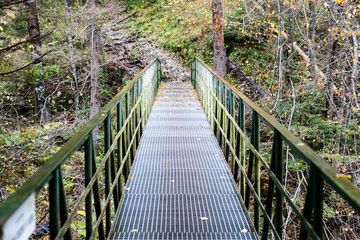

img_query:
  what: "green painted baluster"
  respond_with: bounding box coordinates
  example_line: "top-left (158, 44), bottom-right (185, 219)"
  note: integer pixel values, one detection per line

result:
top-left (49, 168), bottom-right (71, 239)
top-left (58, 169), bottom-right (71, 240)
top-left (116, 102), bottom-right (123, 201)
top-left (130, 88), bottom-right (136, 164)
top-left (85, 134), bottom-right (93, 240)
top-left (239, 101), bottom-right (245, 198)
top-left (213, 80), bottom-right (218, 136)
top-left (212, 75), bottom-right (216, 129)
top-left (274, 130), bottom-right (284, 237)
top-left (105, 114), bottom-right (119, 210)
top-left (225, 90), bottom-right (233, 165)
top-left (191, 61), bottom-right (195, 87)
top-left (234, 100), bottom-right (245, 197)
top-left (218, 84), bottom-right (225, 146)
top-left (262, 130), bottom-right (282, 240)
top-left (245, 111), bottom-right (259, 209)
top-left (137, 79), bottom-right (142, 142)
top-left (300, 164), bottom-right (323, 240)
top-left (104, 115), bottom-right (111, 236)
top-left (313, 167), bottom-right (324, 238)
top-left (157, 60), bottom-right (161, 88)
top-left (233, 101), bottom-right (240, 183)
top-left (49, 168), bottom-right (61, 240)
top-left (253, 113), bottom-right (260, 232)
top-left (125, 92), bottom-right (131, 166)
top-left (91, 137), bottom-right (105, 240)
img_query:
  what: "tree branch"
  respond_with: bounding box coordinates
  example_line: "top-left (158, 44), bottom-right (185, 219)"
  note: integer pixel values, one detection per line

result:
top-left (226, 58), bottom-right (268, 97)
top-left (0, 32), bottom-right (52, 53)
top-left (116, 11), bottom-right (138, 24)
top-left (0, 50), bottom-right (52, 76)
top-left (0, 0), bottom-right (27, 8)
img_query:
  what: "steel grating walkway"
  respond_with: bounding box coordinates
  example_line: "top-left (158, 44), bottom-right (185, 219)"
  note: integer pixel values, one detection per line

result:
top-left (109, 82), bottom-right (257, 240)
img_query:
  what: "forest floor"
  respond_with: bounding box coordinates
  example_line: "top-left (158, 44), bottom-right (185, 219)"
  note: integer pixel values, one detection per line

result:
top-left (102, 2), bottom-right (190, 82)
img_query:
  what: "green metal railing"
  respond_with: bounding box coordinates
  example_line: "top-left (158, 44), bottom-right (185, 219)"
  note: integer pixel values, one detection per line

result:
top-left (0, 59), bottom-right (161, 240)
top-left (192, 58), bottom-right (360, 239)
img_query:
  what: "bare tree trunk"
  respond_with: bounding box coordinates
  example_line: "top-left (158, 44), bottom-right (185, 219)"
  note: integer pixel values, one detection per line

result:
top-left (89, 0), bottom-right (101, 119)
top-left (212, 0), bottom-right (226, 79)
top-left (273, 1), bottom-right (284, 110)
top-left (325, 36), bottom-right (336, 120)
top-left (351, 31), bottom-right (359, 108)
top-left (62, 0), bottom-right (80, 116)
top-left (308, 0), bottom-right (316, 75)
top-left (26, 0), bottom-right (50, 123)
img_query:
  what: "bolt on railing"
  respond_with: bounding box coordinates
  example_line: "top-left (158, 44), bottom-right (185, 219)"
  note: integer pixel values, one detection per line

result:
top-left (192, 58), bottom-right (360, 240)
top-left (0, 59), bottom-right (161, 240)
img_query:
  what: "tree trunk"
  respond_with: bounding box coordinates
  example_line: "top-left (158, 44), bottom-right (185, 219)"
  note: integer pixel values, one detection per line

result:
top-left (89, 0), bottom-right (101, 119)
top-left (212, 0), bottom-right (226, 79)
top-left (62, 0), bottom-right (80, 116)
top-left (351, 31), bottom-right (359, 108)
top-left (308, 0), bottom-right (316, 75)
top-left (26, 0), bottom-right (50, 123)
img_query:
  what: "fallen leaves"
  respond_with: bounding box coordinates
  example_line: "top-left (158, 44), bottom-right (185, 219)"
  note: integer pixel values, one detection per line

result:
top-left (335, 173), bottom-right (352, 179)
top-left (77, 210), bottom-right (86, 216)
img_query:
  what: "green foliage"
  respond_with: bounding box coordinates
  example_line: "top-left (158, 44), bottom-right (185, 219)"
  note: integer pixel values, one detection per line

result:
top-left (31, 63), bottom-right (60, 82)
top-left (125, 0), bottom-right (154, 11)
top-left (125, 0), bottom-right (215, 65)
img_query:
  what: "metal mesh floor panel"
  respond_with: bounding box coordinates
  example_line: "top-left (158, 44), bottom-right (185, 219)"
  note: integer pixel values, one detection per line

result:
top-left (109, 82), bottom-right (256, 240)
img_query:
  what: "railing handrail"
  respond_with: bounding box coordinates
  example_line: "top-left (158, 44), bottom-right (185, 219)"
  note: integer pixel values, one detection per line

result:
top-left (194, 57), bottom-right (360, 211)
top-left (0, 58), bottom-right (160, 230)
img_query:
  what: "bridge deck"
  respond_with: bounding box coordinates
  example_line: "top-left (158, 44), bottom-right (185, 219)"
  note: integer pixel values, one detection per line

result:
top-left (109, 82), bottom-right (257, 240)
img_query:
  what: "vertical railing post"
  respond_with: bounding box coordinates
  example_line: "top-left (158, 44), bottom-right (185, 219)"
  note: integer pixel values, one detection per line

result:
top-left (49, 168), bottom-right (71, 240)
top-left (218, 84), bottom-right (225, 147)
top-left (91, 137), bottom-right (105, 240)
top-left (125, 92), bottom-right (131, 165)
top-left (191, 60), bottom-right (195, 87)
top-left (312, 168), bottom-right (323, 238)
top-left (116, 102), bottom-right (123, 200)
top-left (245, 111), bottom-right (259, 210)
top-left (225, 90), bottom-right (233, 164)
top-left (104, 114), bottom-right (111, 236)
top-left (130, 89), bottom-right (136, 164)
top-left (239, 101), bottom-right (245, 198)
top-left (132, 84), bottom-right (138, 153)
top-left (253, 113), bottom-right (260, 232)
top-left (262, 130), bottom-right (282, 240)
top-left (58, 169), bottom-right (71, 240)
top-left (137, 79), bottom-right (142, 142)
top-left (85, 133), bottom-right (93, 240)
top-left (211, 75), bottom-right (216, 129)
top-left (213, 79), bottom-right (218, 136)
top-left (49, 168), bottom-right (61, 240)
top-left (157, 60), bottom-right (161, 88)
top-left (234, 100), bottom-right (245, 195)
top-left (274, 130), bottom-right (284, 236)
top-left (300, 164), bottom-right (323, 239)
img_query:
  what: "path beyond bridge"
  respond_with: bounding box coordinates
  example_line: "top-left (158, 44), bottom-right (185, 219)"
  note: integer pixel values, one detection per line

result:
top-left (109, 82), bottom-right (256, 239)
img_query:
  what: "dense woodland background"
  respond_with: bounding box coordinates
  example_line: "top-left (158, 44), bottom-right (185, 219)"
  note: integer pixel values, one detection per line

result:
top-left (0, 0), bottom-right (359, 239)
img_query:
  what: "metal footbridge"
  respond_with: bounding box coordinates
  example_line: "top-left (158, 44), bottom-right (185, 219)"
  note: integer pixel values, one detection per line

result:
top-left (0, 59), bottom-right (359, 240)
